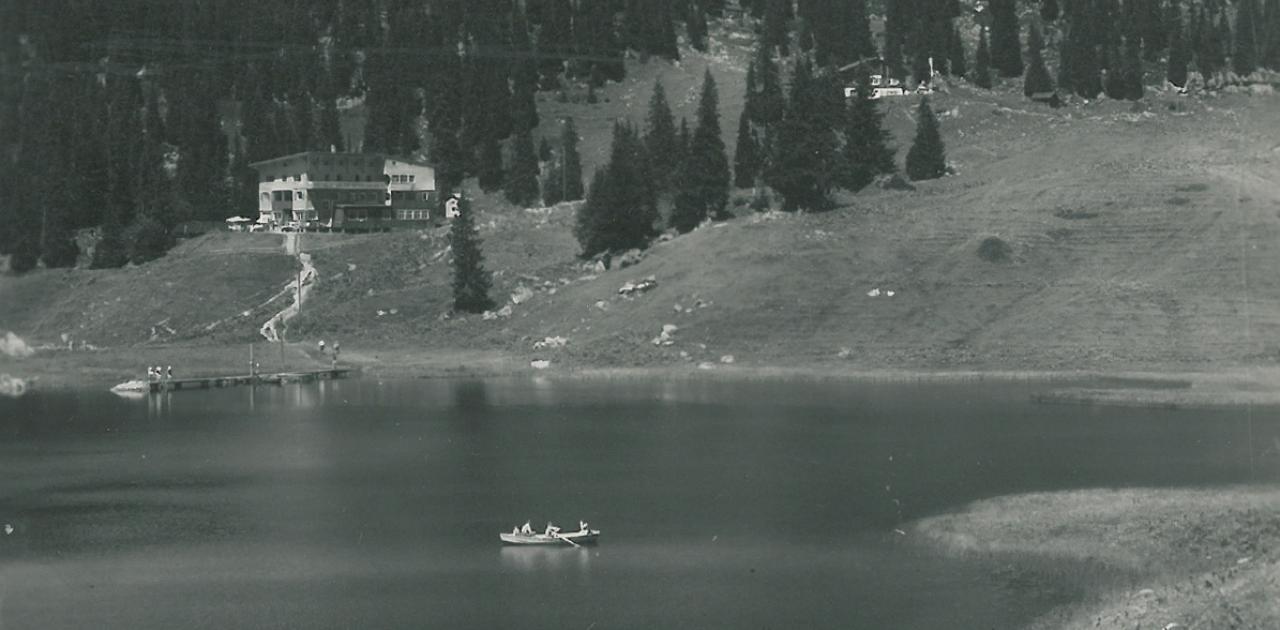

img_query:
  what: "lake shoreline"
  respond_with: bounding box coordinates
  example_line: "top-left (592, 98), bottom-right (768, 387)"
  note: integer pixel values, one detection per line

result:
top-left (910, 485), bottom-right (1280, 630)
top-left (4, 342), bottom-right (1279, 408)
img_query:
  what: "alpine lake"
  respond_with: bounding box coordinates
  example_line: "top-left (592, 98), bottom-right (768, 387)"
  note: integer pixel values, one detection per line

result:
top-left (2, 376), bottom-right (1277, 629)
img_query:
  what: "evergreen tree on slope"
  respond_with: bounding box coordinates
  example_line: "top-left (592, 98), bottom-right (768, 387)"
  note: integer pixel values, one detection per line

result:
top-left (449, 195), bottom-right (496, 314)
top-left (905, 96), bottom-right (946, 181)
top-left (671, 70), bottom-right (731, 231)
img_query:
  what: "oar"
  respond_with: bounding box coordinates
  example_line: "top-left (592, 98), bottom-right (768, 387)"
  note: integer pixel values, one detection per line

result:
top-left (552, 532), bottom-right (581, 548)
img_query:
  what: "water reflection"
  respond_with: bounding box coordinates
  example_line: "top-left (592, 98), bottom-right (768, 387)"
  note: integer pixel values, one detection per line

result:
top-left (499, 546), bottom-right (593, 574)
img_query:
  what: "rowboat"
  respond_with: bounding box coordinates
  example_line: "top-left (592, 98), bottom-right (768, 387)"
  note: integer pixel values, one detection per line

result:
top-left (500, 528), bottom-right (600, 546)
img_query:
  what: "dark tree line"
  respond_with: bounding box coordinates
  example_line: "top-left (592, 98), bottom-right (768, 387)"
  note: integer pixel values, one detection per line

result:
top-left (1, 0), bottom-right (718, 272)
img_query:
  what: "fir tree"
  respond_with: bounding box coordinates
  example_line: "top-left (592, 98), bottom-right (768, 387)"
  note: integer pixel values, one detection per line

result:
top-left (574, 121), bottom-right (658, 255)
top-left (1264, 0), bottom-right (1280, 70)
top-left (477, 135), bottom-right (505, 193)
top-left (1104, 42), bottom-right (1127, 98)
top-left (677, 117), bottom-right (692, 167)
top-left (645, 80), bottom-right (680, 192)
top-left (763, 0), bottom-right (792, 57)
top-left (543, 118), bottom-right (585, 205)
top-left (511, 59), bottom-right (540, 134)
top-left (743, 60), bottom-right (759, 123)
top-left (990, 0), bottom-right (1026, 77)
top-left (1122, 37), bottom-right (1146, 100)
top-left (841, 72), bottom-right (897, 192)
top-left (1063, 16), bottom-right (1103, 98)
top-left (975, 28), bottom-right (994, 88)
top-left (949, 24), bottom-right (968, 77)
top-left (449, 196), bottom-right (496, 314)
top-left (764, 58), bottom-right (841, 212)
top-left (671, 70), bottom-right (731, 231)
top-left (505, 130), bottom-right (541, 207)
top-left (733, 108), bottom-right (760, 189)
top-left (687, 0), bottom-right (710, 52)
top-left (751, 46), bottom-right (786, 134)
top-left (1167, 4), bottom-right (1190, 87)
top-left (1234, 0), bottom-right (1259, 75)
top-left (560, 117), bottom-right (584, 202)
top-left (1138, 0), bottom-right (1166, 61)
top-left (537, 0), bottom-right (574, 84)
top-left (905, 96), bottom-right (946, 181)
top-left (1024, 22), bottom-right (1055, 97)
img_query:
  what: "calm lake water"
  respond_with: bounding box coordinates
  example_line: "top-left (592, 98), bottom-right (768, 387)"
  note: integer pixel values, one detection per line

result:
top-left (1, 377), bottom-right (1277, 629)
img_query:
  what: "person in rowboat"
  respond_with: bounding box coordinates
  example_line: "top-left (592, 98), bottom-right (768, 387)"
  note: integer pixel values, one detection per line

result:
top-left (544, 522), bottom-right (560, 537)
top-left (520, 521), bottom-right (533, 535)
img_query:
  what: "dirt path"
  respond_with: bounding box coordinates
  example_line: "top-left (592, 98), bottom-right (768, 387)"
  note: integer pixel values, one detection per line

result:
top-left (259, 233), bottom-right (316, 343)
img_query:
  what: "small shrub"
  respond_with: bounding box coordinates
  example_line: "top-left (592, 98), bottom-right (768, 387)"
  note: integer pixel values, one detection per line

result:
top-left (977, 236), bottom-right (1013, 262)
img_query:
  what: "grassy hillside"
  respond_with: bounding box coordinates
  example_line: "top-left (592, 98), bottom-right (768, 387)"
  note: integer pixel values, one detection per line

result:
top-left (4, 19), bottom-right (1280, 376)
top-left (279, 81), bottom-right (1280, 373)
top-left (0, 233), bottom-right (296, 348)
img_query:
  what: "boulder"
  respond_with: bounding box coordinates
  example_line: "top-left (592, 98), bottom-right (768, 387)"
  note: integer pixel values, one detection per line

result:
top-left (510, 286), bottom-right (535, 304)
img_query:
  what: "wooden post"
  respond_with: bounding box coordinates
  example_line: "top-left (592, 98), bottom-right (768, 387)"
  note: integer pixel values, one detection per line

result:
top-left (249, 343), bottom-right (255, 380)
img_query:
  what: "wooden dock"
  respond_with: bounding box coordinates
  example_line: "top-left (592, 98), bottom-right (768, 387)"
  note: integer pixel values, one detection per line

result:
top-left (148, 368), bottom-right (356, 393)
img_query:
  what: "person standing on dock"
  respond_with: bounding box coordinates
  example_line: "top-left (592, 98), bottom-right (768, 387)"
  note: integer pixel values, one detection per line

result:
top-left (319, 340), bottom-right (326, 355)
top-left (332, 341), bottom-right (340, 368)
top-left (166, 366), bottom-right (173, 380)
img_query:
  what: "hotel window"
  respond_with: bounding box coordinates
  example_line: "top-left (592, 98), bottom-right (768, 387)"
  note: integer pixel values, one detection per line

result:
top-left (409, 174), bottom-right (415, 182)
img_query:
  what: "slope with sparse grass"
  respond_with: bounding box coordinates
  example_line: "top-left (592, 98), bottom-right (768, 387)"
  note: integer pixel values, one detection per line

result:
top-left (4, 18), bottom-right (1280, 381)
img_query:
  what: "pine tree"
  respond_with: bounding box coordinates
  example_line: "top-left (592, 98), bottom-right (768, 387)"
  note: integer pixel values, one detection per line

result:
top-left (504, 130), bottom-right (541, 207)
top-left (975, 28), bottom-right (994, 88)
top-left (949, 24), bottom-right (968, 77)
top-left (543, 117), bottom-right (585, 205)
top-left (537, 0), bottom-right (574, 84)
top-left (1024, 22), bottom-right (1055, 97)
top-left (560, 117), bottom-right (584, 202)
top-left (1138, 0), bottom-right (1166, 61)
top-left (751, 46), bottom-right (786, 135)
top-left (677, 117), bottom-right (692, 167)
top-left (1103, 41), bottom-right (1126, 98)
top-left (511, 58), bottom-right (540, 134)
top-left (1121, 37), bottom-right (1146, 100)
top-left (1064, 14), bottom-right (1103, 98)
top-left (477, 135), bottom-right (505, 192)
top-left (743, 60), bottom-right (759, 124)
top-left (574, 121), bottom-right (658, 255)
top-left (1042, 0), bottom-right (1061, 23)
top-left (905, 96), bottom-right (946, 181)
top-left (1264, 0), bottom-right (1280, 70)
top-left (990, 0), bottom-right (1026, 77)
top-left (841, 72), bottom-right (897, 192)
top-left (763, 0), bottom-right (791, 57)
top-left (449, 196), bottom-right (496, 314)
top-left (765, 58), bottom-right (841, 212)
top-left (733, 108), bottom-right (760, 189)
top-left (1167, 4), bottom-right (1190, 87)
top-left (645, 80), bottom-right (680, 192)
top-left (671, 70), bottom-right (731, 231)
top-left (687, 0), bottom-right (710, 52)
top-left (1234, 0), bottom-right (1259, 75)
